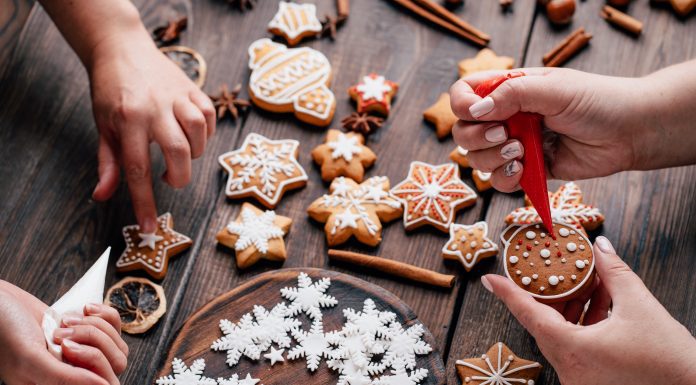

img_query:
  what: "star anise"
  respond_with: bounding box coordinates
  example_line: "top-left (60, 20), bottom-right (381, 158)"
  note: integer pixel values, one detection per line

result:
top-left (153, 17), bottom-right (187, 46)
top-left (341, 112), bottom-right (384, 135)
top-left (320, 14), bottom-right (347, 40)
top-left (208, 84), bottom-right (251, 121)
top-left (227, 0), bottom-right (256, 11)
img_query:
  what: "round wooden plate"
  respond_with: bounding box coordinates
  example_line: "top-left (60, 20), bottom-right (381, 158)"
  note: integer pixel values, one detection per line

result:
top-left (156, 268), bottom-right (446, 384)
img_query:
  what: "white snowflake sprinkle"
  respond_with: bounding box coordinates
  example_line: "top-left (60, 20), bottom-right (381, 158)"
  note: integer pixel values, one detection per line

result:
top-left (217, 373), bottom-right (262, 385)
top-left (287, 318), bottom-right (336, 371)
top-left (155, 358), bottom-right (216, 385)
top-left (211, 314), bottom-right (262, 367)
top-left (382, 323), bottom-right (432, 370)
top-left (281, 272), bottom-right (338, 319)
top-left (372, 358), bottom-right (428, 385)
top-left (251, 303), bottom-right (301, 351)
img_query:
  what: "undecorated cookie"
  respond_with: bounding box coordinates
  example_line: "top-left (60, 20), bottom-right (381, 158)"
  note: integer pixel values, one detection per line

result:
top-left (423, 93), bottom-right (458, 139)
top-left (458, 48), bottom-right (515, 78)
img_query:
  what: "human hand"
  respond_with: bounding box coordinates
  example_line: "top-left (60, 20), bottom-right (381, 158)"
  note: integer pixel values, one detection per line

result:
top-left (449, 68), bottom-right (653, 192)
top-left (0, 281), bottom-right (128, 385)
top-left (88, 27), bottom-right (216, 232)
top-left (480, 237), bottom-right (696, 385)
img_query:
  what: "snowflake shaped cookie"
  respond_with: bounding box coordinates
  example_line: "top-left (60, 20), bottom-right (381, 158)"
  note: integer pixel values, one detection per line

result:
top-left (382, 322), bottom-right (432, 370)
top-left (505, 181), bottom-right (605, 232)
top-left (116, 212), bottom-right (192, 280)
top-left (156, 358), bottom-right (216, 385)
top-left (450, 147), bottom-right (493, 192)
top-left (268, 2), bottom-right (322, 46)
top-left (372, 358), bottom-right (429, 385)
top-left (391, 162), bottom-right (477, 232)
top-left (217, 203), bottom-right (292, 269)
top-left (218, 133), bottom-right (308, 208)
top-left (211, 313), bottom-right (261, 367)
top-left (287, 318), bottom-right (337, 371)
top-left (442, 221), bottom-right (499, 272)
top-left (217, 374), bottom-right (262, 385)
top-left (348, 73), bottom-right (399, 117)
top-left (281, 272), bottom-right (337, 319)
top-left (251, 303), bottom-right (301, 351)
top-left (311, 129), bottom-right (376, 182)
top-left (307, 176), bottom-right (403, 247)
top-left (455, 342), bottom-right (542, 385)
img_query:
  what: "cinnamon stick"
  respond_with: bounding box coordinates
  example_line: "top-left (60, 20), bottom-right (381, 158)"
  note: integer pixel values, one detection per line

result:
top-left (328, 249), bottom-right (456, 289)
top-left (600, 6), bottom-right (642, 35)
top-left (543, 27), bottom-right (592, 67)
top-left (411, 0), bottom-right (491, 43)
top-left (387, 0), bottom-right (489, 46)
top-left (337, 0), bottom-right (350, 18)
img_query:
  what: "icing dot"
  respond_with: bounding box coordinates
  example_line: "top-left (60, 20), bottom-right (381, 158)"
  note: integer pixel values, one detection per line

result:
top-left (559, 228), bottom-right (570, 237)
top-left (584, 259), bottom-right (590, 264)
top-left (545, 241), bottom-right (551, 247)
top-left (570, 230), bottom-right (577, 235)
top-left (516, 270), bottom-right (522, 275)
top-left (545, 260), bottom-right (551, 266)
top-left (515, 245), bottom-right (520, 250)
top-left (571, 275), bottom-right (577, 280)
top-left (575, 260), bottom-right (586, 269)
top-left (529, 262), bottom-right (534, 267)
top-left (522, 252), bottom-right (529, 258)
top-left (561, 258), bottom-right (567, 263)
top-left (529, 381), bottom-right (535, 385)
top-left (566, 242), bottom-right (577, 252)
top-left (450, 244), bottom-right (457, 250)
top-left (508, 355), bottom-right (514, 361)
top-left (549, 275), bottom-right (559, 286)
top-left (540, 233), bottom-right (546, 238)
top-left (470, 241), bottom-right (478, 248)
top-left (521, 277), bottom-right (532, 285)
top-left (535, 224), bottom-right (540, 229)
top-left (532, 274), bottom-right (538, 280)
top-left (483, 242), bottom-right (491, 248)
top-left (465, 253), bottom-right (472, 260)
top-left (534, 240), bottom-right (539, 245)
top-left (559, 275), bottom-right (565, 281)
top-left (526, 244), bottom-right (532, 251)
top-left (579, 245), bottom-right (586, 250)
top-left (540, 249), bottom-right (551, 258)
top-left (555, 242), bottom-right (560, 247)
top-left (539, 286), bottom-right (546, 292)
top-left (525, 231), bottom-right (536, 239)
top-left (509, 256), bottom-right (519, 264)
top-left (465, 377), bottom-right (471, 383)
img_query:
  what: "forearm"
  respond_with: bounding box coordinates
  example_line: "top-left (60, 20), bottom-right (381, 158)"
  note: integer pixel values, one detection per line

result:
top-left (633, 60), bottom-right (696, 170)
top-left (37, 0), bottom-right (149, 70)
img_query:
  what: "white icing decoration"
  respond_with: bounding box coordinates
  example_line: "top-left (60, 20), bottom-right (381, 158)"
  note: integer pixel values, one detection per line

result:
top-left (539, 286), bottom-right (545, 292)
top-left (288, 318), bottom-right (334, 372)
top-left (372, 358), bottom-right (429, 385)
top-left (571, 275), bottom-right (577, 280)
top-left (509, 256), bottom-right (519, 264)
top-left (579, 245), bottom-right (586, 250)
top-left (455, 343), bottom-right (541, 385)
top-left (252, 303), bottom-right (300, 351)
top-left (356, 74), bottom-right (392, 101)
top-left (442, 222), bottom-right (499, 270)
top-left (155, 358), bottom-right (216, 385)
top-left (540, 233), bottom-right (546, 238)
top-left (381, 322), bottom-right (433, 370)
top-left (522, 252), bottom-right (529, 258)
top-left (559, 228), bottom-right (570, 237)
top-left (138, 233), bottom-right (164, 250)
top-left (545, 260), bottom-right (551, 266)
top-left (218, 374), bottom-right (261, 385)
top-left (226, 207), bottom-right (285, 254)
top-left (559, 276), bottom-right (564, 282)
top-left (281, 272), bottom-right (338, 319)
top-left (575, 260), bottom-right (586, 269)
top-left (548, 276), bottom-right (559, 286)
top-left (328, 132), bottom-right (363, 161)
top-left (516, 270), bottom-right (522, 275)
top-left (211, 314), bottom-right (262, 366)
top-left (521, 277), bottom-right (532, 286)
top-left (525, 231), bottom-right (536, 239)
top-left (532, 274), bottom-right (538, 280)
top-left (566, 242), bottom-right (577, 252)
top-left (268, 2), bottom-right (322, 40)
top-left (540, 249), bottom-right (551, 258)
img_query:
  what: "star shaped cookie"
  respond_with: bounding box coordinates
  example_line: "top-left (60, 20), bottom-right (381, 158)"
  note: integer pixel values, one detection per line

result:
top-left (442, 221), bottom-right (498, 272)
top-left (311, 129), bottom-right (376, 182)
top-left (456, 342), bottom-right (542, 385)
top-left (307, 176), bottom-right (403, 246)
top-left (217, 203), bottom-right (292, 269)
top-left (450, 146), bottom-right (493, 192)
top-left (116, 213), bottom-right (192, 280)
top-left (267, 1), bottom-right (322, 46)
top-left (423, 93), bottom-right (458, 139)
top-left (348, 73), bottom-right (399, 117)
top-left (391, 162), bottom-right (477, 232)
top-left (219, 133), bottom-right (308, 208)
top-left (458, 48), bottom-right (515, 78)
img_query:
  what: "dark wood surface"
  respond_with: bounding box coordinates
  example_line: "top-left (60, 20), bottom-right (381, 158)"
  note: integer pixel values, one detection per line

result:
top-left (157, 268), bottom-right (445, 383)
top-left (0, 1), bottom-right (693, 385)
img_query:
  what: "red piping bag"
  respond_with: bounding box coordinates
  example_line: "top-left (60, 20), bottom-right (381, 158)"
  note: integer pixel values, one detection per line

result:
top-left (474, 72), bottom-right (555, 237)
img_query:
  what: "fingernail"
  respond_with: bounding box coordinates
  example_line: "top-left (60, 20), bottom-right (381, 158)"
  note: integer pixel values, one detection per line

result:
top-left (504, 160), bottom-right (521, 177)
top-left (142, 217), bottom-right (157, 233)
top-left (53, 328), bottom-right (74, 340)
top-left (62, 339), bottom-right (82, 351)
top-left (481, 276), bottom-right (493, 293)
top-left (469, 96), bottom-right (495, 118)
top-left (85, 303), bottom-right (99, 314)
top-left (595, 236), bottom-right (616, 254)
top-left (500, 141), bottom-right (522, 160)
top-left (484, 125), bottom-right (507, 143)
top-left (62, 316), bottom-right (82, 326)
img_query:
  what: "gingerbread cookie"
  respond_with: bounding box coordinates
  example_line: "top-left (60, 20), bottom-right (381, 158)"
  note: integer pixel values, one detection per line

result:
top-left (348, 73), bottom-right (398, 117)
top-left (311, 129), bottom-right (376, 182)
top-left (115, 213), bottom-right (192, 280)
top-left (458, 48), bottom-right (515, 78)
top-left (506, 182), bottom-right (604, 233)
top-left (450, 147), bottom-right (493, 192)
top-left (268, 2), bottom-right (322, 46)
top-left (456, 342), bottom-right (542, 385)
top-left (502, 222), bottom-right (595, 303)
top-left (442, 221), bottom-right (498, 272)
top-left (423, 93), bottom-right (458, 139)
top-left (307, 176), bottom-right (402, 246)
top-left (670, 0), bottom-right (696, 16)
top-left (217, 203), bottom-right (292, 269)
top-left (248, 38), bottom-right (335, 127)
top-left (391, 162), bottom-right (477, 232)
top-left (218, 133), bottom-right (308, 208)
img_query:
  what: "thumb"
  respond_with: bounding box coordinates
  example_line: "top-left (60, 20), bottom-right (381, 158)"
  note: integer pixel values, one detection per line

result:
top-left (92, 135), bottom-right (120, 202)
top-left (593, 236), bottom-right (649, 310)
top-left (482, 274), bottom-right (569, 339)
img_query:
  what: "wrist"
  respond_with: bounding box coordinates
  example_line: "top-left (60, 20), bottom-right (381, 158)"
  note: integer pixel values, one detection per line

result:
top-left (623, 76), bottom-right (666, 171)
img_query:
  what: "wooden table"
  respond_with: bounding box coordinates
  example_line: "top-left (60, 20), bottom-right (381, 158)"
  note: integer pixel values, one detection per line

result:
top-left (0, 1), bottom-right (694, 384)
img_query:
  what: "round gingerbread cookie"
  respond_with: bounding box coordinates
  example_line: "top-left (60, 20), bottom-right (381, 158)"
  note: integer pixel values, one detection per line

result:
top-left (502, 222), bottom-right (594, 303)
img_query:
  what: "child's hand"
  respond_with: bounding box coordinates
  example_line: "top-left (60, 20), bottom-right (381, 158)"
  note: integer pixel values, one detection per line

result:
top-left (0, 281), bottom-right (128, 385)
top-left (88, 29), bottom-right (216, 233)
top-left (449, 68), bottom-right (651, 192)
top-left (480, 237), bottom-right (696, 385)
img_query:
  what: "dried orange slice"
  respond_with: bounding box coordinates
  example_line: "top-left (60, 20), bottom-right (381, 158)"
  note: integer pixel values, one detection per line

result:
top-left (160, 45), bottom-right (207, 88)
top-left (104, 277), bottom-right (167, 334)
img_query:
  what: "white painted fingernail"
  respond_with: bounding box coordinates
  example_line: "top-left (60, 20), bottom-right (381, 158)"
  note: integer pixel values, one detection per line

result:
top-left (469, 96), bottom-right (495, 118)
top-left (480, 276), bottom-right (493, 293)
top-left (501, 141), bottom-right (522, 160)
top-left (595, 236), bottom-right (615, 254)
top-left (504, 160), bottom-right (520, 177)
top-left (485, 125), bottom-right (507, 143)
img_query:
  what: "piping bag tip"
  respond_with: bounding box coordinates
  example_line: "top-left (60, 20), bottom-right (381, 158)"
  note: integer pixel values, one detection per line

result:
top-left (474, 72), bottom-right (555, 237)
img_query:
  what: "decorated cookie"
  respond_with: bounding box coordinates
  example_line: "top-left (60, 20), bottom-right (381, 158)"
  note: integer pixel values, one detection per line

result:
top-left (104, 277), bottom-right (166, 334)
top-left (423, 93), bottom-right (458, 139)
top-left (391, 162), bottom-right (477, 232)
top-left (458, 48), bottom-right (515, 78)
top-left (502, 222), bottom-right (595, 303)
top-left (218, 133), bottom-right (308, 208)
top-left (506, 181), bottom-right (605, 232)
top-left (307, 176), bottom-right (403, 246)
top-left (311, 129), bottom-right (376, 182)
top-left (442, 221), bottom-right (498, 272)
top-left (268, 2), bottom-right (322, 46)
top-left (450, 146), bottom-right (493, 192)
top-left (115, 213), bottom-right (192, 280)
top-left (456, 342), bottom-right (542, 385)
top-left (348, 73), bottom-right (399, 117)
top-left (248, 38), bottom-right (335, 126)
top-left (216, 203), bottom-right (292, 269)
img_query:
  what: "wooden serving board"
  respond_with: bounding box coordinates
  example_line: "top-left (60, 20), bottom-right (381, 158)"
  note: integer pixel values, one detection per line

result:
top-left (156, 268), bottom-right (446, 384)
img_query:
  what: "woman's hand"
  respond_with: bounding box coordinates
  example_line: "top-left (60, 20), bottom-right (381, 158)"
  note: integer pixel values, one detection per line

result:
top-left (0, 281), bottom-right (128, 385)
top-left (480, 237), bottom-right (696, 385)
